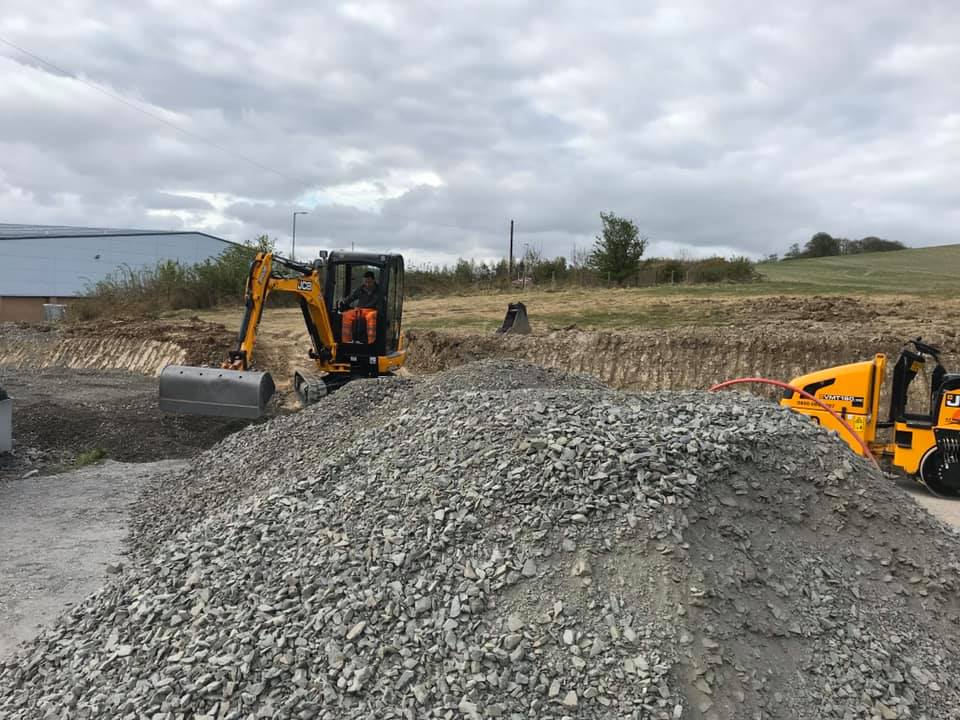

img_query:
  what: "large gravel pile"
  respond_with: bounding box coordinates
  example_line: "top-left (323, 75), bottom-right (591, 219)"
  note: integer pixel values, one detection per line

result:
top-left (3, 359), bottom-right (960, 719)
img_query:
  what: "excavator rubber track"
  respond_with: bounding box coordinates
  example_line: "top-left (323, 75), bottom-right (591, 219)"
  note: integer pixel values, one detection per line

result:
top-left (293, 369), bottom-right (352, 406)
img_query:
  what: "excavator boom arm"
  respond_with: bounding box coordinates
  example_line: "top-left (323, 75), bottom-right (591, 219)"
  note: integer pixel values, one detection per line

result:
top-left (226, 252), bottom-right (338, 371)
top-left (269, 276), bottom-right (337, 361)
top-left (228, 252), bottom-right (273, 370)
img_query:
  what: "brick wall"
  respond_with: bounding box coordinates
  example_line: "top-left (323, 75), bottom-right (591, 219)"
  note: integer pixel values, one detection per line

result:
top-left (0, 297), bottom-right (67, 323)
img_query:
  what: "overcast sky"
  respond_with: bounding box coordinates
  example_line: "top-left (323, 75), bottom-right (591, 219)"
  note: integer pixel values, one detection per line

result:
top-left (2, 1), bottom-right (958, 266)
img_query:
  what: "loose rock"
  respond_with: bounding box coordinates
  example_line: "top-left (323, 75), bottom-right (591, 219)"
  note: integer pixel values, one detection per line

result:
top-left (2, 360), bottom-right (960, 719)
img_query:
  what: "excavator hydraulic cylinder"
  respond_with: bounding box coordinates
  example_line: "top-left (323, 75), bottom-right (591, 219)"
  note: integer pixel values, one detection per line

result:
top-left (159, 365), bottom-right (276, 419)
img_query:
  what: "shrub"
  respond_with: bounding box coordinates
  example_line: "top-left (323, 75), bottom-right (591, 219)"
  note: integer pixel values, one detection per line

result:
top-left (74, 236), bottom-right (276, 319)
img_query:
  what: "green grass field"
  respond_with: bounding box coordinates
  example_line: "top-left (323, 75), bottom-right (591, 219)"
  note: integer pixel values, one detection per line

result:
top-left (757, 244), bottom-right (960, 294)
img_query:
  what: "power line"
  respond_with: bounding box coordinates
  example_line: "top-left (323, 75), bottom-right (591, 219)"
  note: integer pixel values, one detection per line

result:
top-left (0, 35), bottom-right (315, 188)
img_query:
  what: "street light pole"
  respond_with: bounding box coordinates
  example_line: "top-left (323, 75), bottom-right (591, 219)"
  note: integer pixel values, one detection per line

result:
top-left (292, 211), bottom-right (308, 261)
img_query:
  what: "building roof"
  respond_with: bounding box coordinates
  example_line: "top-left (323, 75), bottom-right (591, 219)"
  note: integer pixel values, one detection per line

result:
top-left (0, 223), bottom-right (236, 245)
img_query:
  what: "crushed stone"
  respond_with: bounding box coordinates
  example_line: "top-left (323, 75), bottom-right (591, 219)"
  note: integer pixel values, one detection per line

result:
top-left (2, 359), bottom-right (960, 719)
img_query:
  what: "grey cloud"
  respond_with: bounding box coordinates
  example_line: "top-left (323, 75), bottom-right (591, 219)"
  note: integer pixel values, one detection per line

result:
top-left (2, 1), bottom-right (959, 260)
top-left (139, 192), bottom-right (214, 211)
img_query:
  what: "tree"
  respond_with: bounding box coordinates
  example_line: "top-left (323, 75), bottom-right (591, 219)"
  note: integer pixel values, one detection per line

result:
top-left (453, 258), bottom-right (475, 286)
top-left (784, 242), bottom-right (803, 259)
top-left (193, 234), bottom-right (278, 303)
top-left (839, 237), bottom-right (859, 255)
top-left (521, 243), bottom-right (543, 282)
top-left (569, 244), bottom-right (591, 269)
top-left (858, 236), bottom-right (906, 253)
top-left (589, 212), bottom-right (648, 284)
top-left (804, 232), bottom-right (841, 257)
top-left (533, 256), bottom-right (569, 284)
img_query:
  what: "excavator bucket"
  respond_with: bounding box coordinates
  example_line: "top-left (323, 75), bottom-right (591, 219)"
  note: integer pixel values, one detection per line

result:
top-left (496, 302), bottom-right (531, 335)
top-left (159, 365), bottom-right (276, 419)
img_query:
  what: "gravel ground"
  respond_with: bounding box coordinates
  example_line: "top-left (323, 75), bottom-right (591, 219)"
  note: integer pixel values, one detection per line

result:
top-left (0, 459), bottom-right (186, 659)
top-left (894, 475), bottom-right (960, 530)
top-left (3, 360), bottom-right (960, 719)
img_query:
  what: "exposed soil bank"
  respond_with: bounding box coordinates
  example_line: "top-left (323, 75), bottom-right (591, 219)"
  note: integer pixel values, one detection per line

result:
top-left (405, 327), bottom-right (959, 403)
top-left (0, 319), bottom-right (236, 376)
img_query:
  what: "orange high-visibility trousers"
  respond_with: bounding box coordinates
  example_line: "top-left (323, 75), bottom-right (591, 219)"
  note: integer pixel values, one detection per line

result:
top-left (342, 308), bottom-right (377, 343)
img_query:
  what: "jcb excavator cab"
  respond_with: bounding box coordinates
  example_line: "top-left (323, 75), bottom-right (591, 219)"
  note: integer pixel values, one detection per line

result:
top-left (324, 252), bottom-right (404, 370)
top-left (291, 251), bottom-right (406, 402)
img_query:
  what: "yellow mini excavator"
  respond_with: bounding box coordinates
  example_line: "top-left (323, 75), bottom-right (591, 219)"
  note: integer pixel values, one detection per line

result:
top-left (780, 338), bottom-right (960, 495)
top-left (158, 250), bottom-right (406, 419)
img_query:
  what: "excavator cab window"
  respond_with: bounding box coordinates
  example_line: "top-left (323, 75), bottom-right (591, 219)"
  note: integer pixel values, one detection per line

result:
top-left (322, 252), bottom-right (403, 360)
top-left (351, 265), bottom-right (380, 289)
top-left (331, 264), bottom-right (382, 307)
top-left (386, 257), bottom-right (403, 352)
top-left (333, 262), bottom-right (348, 301)
top-left (345, 265), bottom-right (383, 345)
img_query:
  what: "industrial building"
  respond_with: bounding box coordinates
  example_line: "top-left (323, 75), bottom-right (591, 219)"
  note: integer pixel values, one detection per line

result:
top-left (0, 224), bottom-right (236, 322)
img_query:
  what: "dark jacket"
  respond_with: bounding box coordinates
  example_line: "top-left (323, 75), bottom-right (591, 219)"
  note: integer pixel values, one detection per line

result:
top-left (345, 282), bottom-right (383, 309)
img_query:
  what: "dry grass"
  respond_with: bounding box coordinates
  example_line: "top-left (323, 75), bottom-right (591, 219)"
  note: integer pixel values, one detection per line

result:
top-left (162, 245), bottom-right (960, 373)
top-left (169, 287), bottom-right (958, 340)
top-left (162, 244), bottom-right (960, 336)
top-left (169, 287), bottom-right (751, 340)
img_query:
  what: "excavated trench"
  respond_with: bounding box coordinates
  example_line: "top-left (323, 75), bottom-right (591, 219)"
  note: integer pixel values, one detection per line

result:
top-left (0, 318), bottom-right (236, 376)
top-left (3, 319), bottom-right (957, 427)
top-left (2, 316), bottom-right (955, 485)
top-left (0, 320), bottom-right (247, 478)
top-left (1, 308), bottom-right (956, 471)
top-left (404, 327), bottom-right (959, 412)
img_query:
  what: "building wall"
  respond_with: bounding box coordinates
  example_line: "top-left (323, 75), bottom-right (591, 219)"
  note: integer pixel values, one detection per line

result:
top-left (0, 296), bottom-right (65, 323)
top-left (0, 233), bottom-right (232, 298)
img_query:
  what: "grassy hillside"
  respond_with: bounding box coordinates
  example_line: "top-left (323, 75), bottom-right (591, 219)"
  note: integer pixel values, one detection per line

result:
top-left (758, 244), bottom-right (960, 293)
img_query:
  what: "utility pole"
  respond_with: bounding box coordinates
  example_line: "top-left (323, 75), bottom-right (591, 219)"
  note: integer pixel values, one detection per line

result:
top-left (292, 211), bottom-right (308, 261)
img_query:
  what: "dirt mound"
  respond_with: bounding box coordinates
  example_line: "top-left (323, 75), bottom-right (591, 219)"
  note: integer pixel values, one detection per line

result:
top-left (732, 295), bottom-right (881, 324)
top-left (62, 317), bottom-right (237, 368)
top-left (3, 360), bottom-right (960, 719)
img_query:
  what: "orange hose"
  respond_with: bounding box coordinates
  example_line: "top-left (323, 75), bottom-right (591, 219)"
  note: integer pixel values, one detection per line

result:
top-left (709, 376), bottom-right (879, 468)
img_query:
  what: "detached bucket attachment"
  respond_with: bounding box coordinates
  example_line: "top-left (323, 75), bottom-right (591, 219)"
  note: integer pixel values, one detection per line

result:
top-left (496, 302), bottom-right (531, 335)
top-left (159, 365), bottom-right (276, 419)
top-left (0, 392), bottom-right (11, 454)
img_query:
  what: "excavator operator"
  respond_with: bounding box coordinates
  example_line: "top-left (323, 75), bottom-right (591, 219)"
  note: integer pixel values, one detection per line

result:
top-left (339, 271), bottom-right (382, 343)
